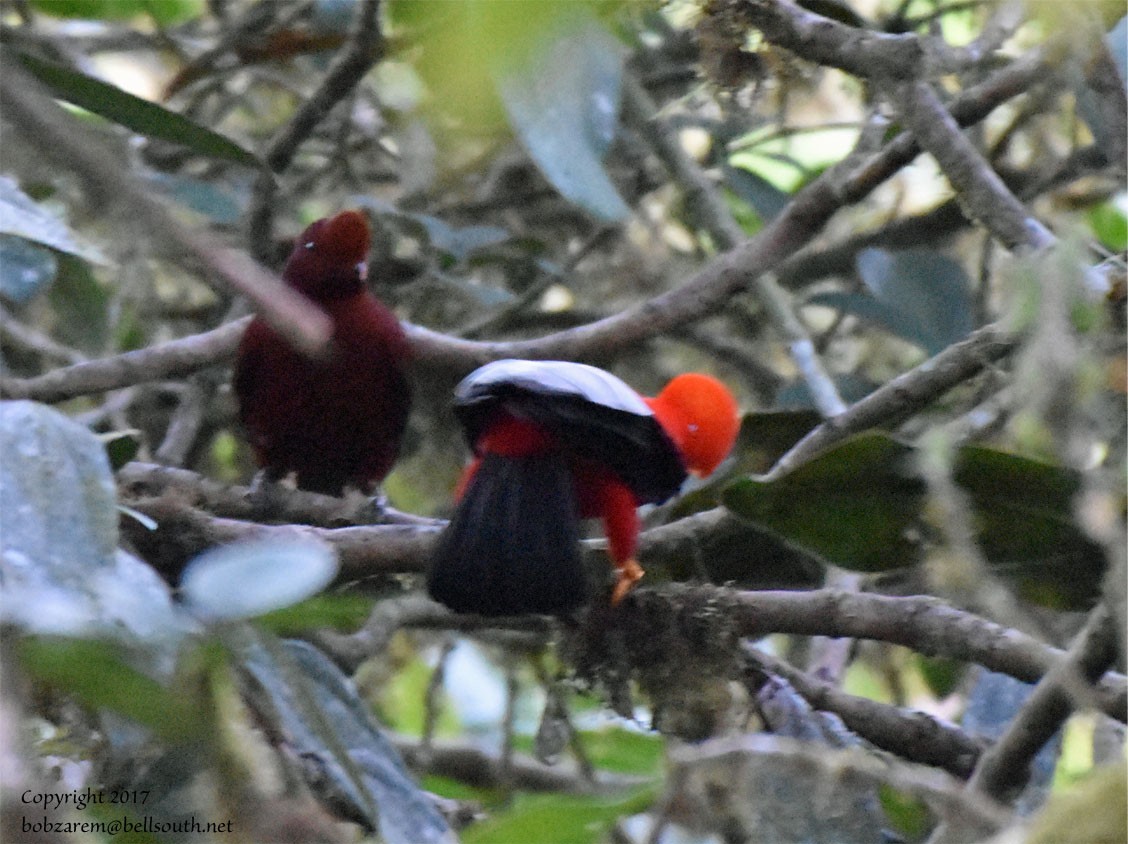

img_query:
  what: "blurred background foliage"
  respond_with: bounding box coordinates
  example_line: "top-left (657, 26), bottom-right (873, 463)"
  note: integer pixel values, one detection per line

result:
top-left (0, 0), bottom-right (1125, 842)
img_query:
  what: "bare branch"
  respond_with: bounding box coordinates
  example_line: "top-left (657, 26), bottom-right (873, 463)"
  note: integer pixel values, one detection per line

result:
top-left (964, 605), bottom-right (1119, 802)
top-left (622, 72), bottom-right (846, 417)
top-left (742, 644), bottom-right (985, 778)
top-left (889, 79), bottom-right (1055, 252)
top-left (0, 318), bottom-right (249, 402)
top-left (767, 321), bottom-right (1018, 477)
top-left (248, 0), bottom-right (384, 259)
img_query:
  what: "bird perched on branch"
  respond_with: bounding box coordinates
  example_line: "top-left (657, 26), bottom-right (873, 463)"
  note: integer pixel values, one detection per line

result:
top-left (428, 359), bottom-right (739, 615)
top-left (234, 210), bottom-right (411, 496)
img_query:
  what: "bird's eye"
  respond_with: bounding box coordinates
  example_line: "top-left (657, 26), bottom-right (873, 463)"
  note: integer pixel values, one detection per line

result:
top-left (304, 241), bottom-right (316, 250)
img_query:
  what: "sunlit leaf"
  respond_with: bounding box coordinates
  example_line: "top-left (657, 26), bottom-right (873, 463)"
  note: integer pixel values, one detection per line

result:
top-left (1088, 199), bottom-right (1127, 252)
top-left (1027, 764), bottom-right (1128, 844)
top-left (29, 0), bottom-right (203, 24)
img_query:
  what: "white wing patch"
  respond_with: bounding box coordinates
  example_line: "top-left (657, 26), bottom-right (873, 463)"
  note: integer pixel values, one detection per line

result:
top-left (457, 359), bottom-right (653, 416)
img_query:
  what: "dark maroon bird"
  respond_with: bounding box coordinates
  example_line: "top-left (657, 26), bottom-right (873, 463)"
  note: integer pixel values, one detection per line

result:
top-left (234, 210), bottom-right (411, 495)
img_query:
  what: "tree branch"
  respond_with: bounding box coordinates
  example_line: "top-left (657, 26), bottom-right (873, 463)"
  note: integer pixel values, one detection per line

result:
top-left (963, 604), bottom-right (1119, 803)
top-left (767, 321), bottom-right (1018, 477)
top-left (742, 644), bottom-right (985, 778)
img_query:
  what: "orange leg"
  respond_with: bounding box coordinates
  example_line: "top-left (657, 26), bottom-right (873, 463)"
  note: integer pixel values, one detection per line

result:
top-left (610, 558), bottom-right (644, 605)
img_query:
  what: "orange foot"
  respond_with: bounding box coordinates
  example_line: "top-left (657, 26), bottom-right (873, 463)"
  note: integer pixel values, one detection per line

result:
top-left (610, 558), bottom-right (645, 605)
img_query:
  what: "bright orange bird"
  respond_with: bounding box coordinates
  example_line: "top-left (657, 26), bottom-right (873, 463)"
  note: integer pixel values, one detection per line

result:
top-left (427, 360), bottom-right (739, 615)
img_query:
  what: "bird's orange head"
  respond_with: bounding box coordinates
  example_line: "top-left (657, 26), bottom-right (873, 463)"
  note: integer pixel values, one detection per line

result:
top-left (283, 210), bottom-right (372, 301)
top-left (647, 373), bottom-right (739, 477)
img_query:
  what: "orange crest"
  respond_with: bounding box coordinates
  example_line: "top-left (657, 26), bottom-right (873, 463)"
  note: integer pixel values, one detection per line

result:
top-left (647, 373), bottom-right (739, 476)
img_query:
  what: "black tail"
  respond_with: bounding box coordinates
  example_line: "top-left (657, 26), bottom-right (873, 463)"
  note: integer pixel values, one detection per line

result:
top-left (427, 452), bottom-right (587, 615)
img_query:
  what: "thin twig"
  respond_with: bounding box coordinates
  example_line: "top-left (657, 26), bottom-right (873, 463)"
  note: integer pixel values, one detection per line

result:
top-left (622, 72), bottom-right (846, 417)
top-left (247, 0), bottom-right (383, 260)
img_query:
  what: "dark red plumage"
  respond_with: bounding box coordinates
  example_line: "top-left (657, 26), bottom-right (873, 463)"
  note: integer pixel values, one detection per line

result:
top-left (233, 210), bottom-right (411, 495)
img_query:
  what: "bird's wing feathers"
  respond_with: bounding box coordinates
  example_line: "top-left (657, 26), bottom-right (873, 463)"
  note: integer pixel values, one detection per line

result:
top-left (453, 360), bottom-right (686, 504)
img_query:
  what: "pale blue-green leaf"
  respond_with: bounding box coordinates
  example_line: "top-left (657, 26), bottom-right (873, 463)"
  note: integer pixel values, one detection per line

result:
top-left (0, 176), bottom-right (108, 264)
top-left (854, 247), bottom-right (974, 354)
top-left (146, 172), bottom-right (245, 225)
top-left (0, 235), bottom-right (57, 303)
top-left (240, 635), bottom-right (456, 844)
top-left (963, 671), bottom-right (1060, 814)
top-left (723, 161), bottom-right (791, 221)
top-left (808, 289), bottom-right (935, 351)
top-left (0, 401), bottom-right (186, 647)
top-left (311, 0), bottom-right (355, 33)
top-left (180, 538), bottom-right (338, 621)
top-left (493, 13), bottom-right (629, 221)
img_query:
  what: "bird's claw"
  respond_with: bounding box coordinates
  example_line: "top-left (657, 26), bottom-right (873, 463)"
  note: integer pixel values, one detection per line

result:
top-left (610, 558), bottom-right (644, 606)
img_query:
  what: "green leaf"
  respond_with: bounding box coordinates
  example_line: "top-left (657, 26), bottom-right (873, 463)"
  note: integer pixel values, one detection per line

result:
top-left (953, 446), bottom-right (1103, 609)
top-left (723, 433), bottom-right (925, 572)
top-left (29, 0), bottom-right (203, 24)
top-left (878, 784), bottom-right (933, 841)
top-left (493, 9), bottom-right (629, 221)
top-left (16, 53), bottom-right (258, 167)
top-left (463, 787), bottom-right (657, 844)
top-left (1088, 199), bottom-right (1128, 252)
top-left (98, 429), bottom-right (142, 471)
top-left (832, 247), bottom-right (975, 355)
top-left (256, 593), bottom-right (374, 636)
top-left (19, 637), bottom-right (202, 742)
top-left (723, 161), bottom-right (791, 222)
top-left (722, 433), bottom-right (1104, 607)
top-left (915, 655), bottom-right (965, 699)
top-left (47, 253), bottom-right (110, 352)
top-left (578, 728), bottom-right (663, 776)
